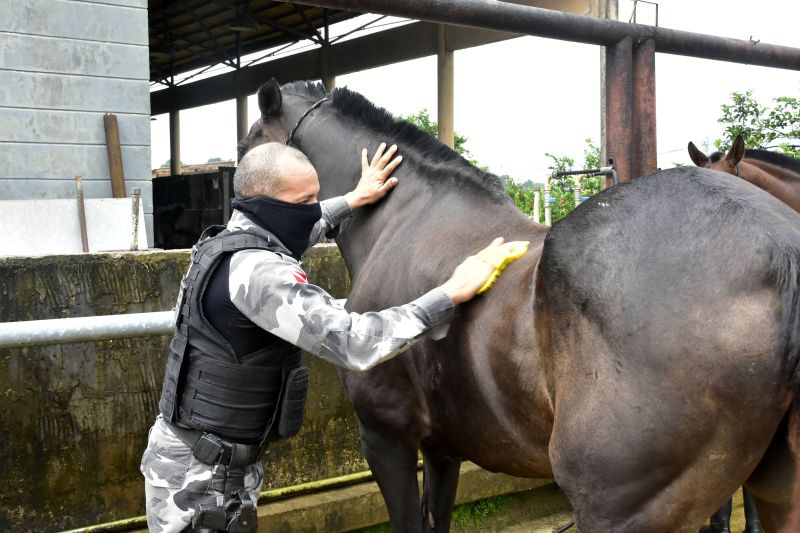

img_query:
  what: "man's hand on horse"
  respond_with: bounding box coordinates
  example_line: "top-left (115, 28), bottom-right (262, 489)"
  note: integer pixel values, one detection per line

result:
top-left (345, 142), bottom-right (402, 209)
top-left (441, 238), bottom-right (530, 304)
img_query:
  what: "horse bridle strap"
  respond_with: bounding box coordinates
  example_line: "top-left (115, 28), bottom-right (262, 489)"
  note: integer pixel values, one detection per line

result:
top-left (285, 97), bottom-right (329, 147)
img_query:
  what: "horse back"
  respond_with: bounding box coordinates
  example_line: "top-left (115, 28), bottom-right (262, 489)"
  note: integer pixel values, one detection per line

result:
top-left (539, 166), bottom-right (800, 402)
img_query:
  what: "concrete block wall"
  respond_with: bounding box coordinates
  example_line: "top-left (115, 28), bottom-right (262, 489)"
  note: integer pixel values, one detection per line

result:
top-left (0, 244), bottom-right (366, 532)
top-left (0, 0), bottom-right (154, 244)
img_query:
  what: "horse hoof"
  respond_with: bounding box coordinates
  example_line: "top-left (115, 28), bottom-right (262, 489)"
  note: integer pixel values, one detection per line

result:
top-left (743, 522), bottom-right (765, 533)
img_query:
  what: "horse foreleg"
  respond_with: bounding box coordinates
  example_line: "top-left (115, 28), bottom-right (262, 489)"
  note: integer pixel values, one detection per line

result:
top-left (360, 428), bottom-right (423, 533)
top-left (699, 499), bottom-right (732, 533)
top-left (742, 488), bottom-right (765, 533)
top-left (420, 445), bottom-right (461, 532)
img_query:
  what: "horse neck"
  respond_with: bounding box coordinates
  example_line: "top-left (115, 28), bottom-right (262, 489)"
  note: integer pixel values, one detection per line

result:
top-left (742, 159), bottom-right (800, 213)
top-left (296, 113), bottom-right (539, 282)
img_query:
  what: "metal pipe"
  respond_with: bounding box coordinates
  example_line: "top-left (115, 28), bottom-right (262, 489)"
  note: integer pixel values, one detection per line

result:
top-left (0, 312), bottom-right (175, 349)
top-left (544, 174), bottom-right (552, 226)
top-left (287, 0), bottom-right (800, 70)
top-left (553, 167), bottom-right (614, 177)
top-left (533, 189), bottom-right (541, 224)
top-left (130, 188), bottom-right (141, 251)
top-left (573, 175), bottom-right (583, 207)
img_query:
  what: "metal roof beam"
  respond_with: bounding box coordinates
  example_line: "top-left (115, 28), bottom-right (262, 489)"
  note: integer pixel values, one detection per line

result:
top-left (150, 21), bottom-right (521, 115)
top-left (289, 0), bottom-right (800, 70)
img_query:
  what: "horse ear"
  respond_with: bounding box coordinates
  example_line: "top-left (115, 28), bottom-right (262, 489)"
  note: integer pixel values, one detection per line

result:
top-left (727, 135), bottom-right (745, 165)
top-left (687, 141), bottom-right (708, 167)
top-left (257, 79), bottom-right (282, 117)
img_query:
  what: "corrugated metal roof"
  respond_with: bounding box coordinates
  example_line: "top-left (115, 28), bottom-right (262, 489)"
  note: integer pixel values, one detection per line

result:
top-left (148, 1), bottom-right (360, 82)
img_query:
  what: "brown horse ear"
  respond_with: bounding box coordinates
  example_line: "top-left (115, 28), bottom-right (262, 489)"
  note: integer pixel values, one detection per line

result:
top-left (727, 135), bottom-right (745, 165)
top-left (257, 79), bottom-right (282, 117)
top-left (688, 141), bottom-right (709, 167)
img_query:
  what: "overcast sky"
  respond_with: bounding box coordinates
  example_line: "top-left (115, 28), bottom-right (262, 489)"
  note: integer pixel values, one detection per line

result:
top-left (151, 0), bottom-right (800, 183)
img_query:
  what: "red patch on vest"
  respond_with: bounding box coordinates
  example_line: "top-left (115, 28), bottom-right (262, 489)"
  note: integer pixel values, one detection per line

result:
top-left (292, 270), bottom-right (308, 284)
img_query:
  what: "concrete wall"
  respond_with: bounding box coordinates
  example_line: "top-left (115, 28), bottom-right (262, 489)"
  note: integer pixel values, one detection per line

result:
top-left (0, 244), bottom-right (367, 531)
top-left (0, 0), bottom-right (154, 244)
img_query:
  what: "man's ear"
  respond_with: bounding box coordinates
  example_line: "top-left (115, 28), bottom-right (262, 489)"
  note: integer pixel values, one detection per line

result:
top-left (258, 79), bottom-right (282, 117)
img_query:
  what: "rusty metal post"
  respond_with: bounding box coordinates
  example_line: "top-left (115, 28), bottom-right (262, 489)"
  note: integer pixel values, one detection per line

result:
top-left (74, 176), bottom-right (89, 253)
top-left (604, 36), bottom-right (633, 185)
top-left (632, 39), bottom-right (657, 177)
top-left (103, 113), bottom-right (126, 198)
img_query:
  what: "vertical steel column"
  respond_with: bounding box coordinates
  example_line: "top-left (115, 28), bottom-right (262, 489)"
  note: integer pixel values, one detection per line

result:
top-left (169, 109), bottom-right (181, 176)
top-left (603, 36), bottom-right (633, 186)
top-left (320, 45), bottom-right (336, 92)
top-left (437, 24), bottom-right (455, 148)
top-left (236, 94), bottom-right (249, 143)
top-left (632, 39), bottom-right (657, 177)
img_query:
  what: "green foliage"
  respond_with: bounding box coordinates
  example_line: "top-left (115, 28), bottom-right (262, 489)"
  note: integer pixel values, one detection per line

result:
top-left (160, 159), bottom-right (185, 168)
top-left (540, 137), bottom-right (603, 224)
top-left (400, 109), bottom-right (480, 166)
top-left (401, 109), bottom-right (602, 220)
top-left (505, 178), bottom-right (537, 216)
top-left (451, 495), bottom-right (510, 525)
top-left (715, 90), bottom-right (800, 157)
top-left (207, 157), bottom-right (223, 163)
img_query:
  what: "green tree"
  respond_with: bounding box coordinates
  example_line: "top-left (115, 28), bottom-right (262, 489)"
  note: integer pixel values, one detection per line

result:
top-left (715, 90), bottom-right (800, 157)
top-left (539, 138), bottom-right (602, 223)
top-left (207, 157), bottom-right (223, 163)
top-left (160, 159), bottom-right (185, 169)
top-left (401, 108), bottom-right (471, 157)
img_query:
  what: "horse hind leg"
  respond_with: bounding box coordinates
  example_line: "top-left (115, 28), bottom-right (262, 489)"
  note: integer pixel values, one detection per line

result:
top-left (420, 445), bottom-right (461, 532)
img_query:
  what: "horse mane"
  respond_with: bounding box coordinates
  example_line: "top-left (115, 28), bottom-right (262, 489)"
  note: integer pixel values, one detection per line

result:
top-left (281, 81), bottom-right (507, 200)
top-left (745, 149), bottom-right (800, 175)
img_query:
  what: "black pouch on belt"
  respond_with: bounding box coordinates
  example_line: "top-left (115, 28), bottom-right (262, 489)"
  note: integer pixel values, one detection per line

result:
top-left (277, 366), bottom-right (309, 439)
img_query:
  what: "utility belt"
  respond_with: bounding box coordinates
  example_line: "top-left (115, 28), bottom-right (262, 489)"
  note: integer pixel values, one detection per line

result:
top-left (164, 419), bottom-right (266, 468)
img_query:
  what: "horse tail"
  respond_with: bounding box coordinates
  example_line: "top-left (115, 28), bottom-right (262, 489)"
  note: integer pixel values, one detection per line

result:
top-left (775, 239), bottom-right (800, 532)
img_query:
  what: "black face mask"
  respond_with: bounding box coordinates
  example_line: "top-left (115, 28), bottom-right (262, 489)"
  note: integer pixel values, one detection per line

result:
top-left (231, 195), bottom-right (322, 258)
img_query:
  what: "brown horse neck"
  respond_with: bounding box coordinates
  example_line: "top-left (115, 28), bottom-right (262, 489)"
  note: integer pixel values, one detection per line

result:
top-left (742, 159), bottom-right (800, 213)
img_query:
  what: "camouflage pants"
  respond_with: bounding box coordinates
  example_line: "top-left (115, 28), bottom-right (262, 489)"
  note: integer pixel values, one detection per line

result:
top-left (140, 417), bottom-right (264, 533)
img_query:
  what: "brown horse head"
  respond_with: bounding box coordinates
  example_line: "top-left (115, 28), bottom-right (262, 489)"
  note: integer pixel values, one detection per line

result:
top-left (687, 134), bottom-right (746, 175)
top-left (688, 135), bottom-right (800, 213)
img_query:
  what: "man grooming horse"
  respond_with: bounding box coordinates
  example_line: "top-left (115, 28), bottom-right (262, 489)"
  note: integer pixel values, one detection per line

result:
top-left (140, 141), bottom-right (526, 533)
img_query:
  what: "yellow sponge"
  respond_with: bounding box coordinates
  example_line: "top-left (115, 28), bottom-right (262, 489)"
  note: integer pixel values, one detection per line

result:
top-left (475, 241), bottom-right (530, 294)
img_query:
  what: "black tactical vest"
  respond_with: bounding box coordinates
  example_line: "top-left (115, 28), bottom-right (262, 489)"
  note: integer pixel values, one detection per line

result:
top-left (159, 226), bottom-right (305, 445)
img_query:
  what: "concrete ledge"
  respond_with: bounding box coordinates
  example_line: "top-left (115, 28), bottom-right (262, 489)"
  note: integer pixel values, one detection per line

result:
top-left (123, 463), bottom-right (551, 533)
top-left (262, 462), bottom-right (551, 532)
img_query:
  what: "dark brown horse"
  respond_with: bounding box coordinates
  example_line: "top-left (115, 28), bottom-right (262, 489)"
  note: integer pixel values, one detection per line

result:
top-left (688, 135), bottom-right (800, 213)
top-left (240, 80), bottom-right (800, 532)
top-left (689, 136), bottom-right (800, 533)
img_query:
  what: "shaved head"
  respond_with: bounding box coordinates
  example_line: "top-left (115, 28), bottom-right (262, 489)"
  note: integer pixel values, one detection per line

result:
top-left (233, 142), bottom-right (314, 199)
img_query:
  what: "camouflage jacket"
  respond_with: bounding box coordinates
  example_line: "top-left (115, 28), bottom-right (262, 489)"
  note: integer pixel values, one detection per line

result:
top-left (225, 197), bottom-right (455, 371)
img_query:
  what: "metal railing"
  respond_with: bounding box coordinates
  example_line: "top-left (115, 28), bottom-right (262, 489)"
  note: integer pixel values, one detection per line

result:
top-left (0, 311), bottom-right (174, 349)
